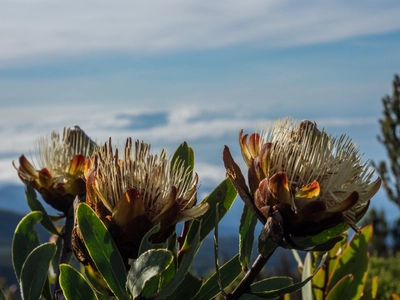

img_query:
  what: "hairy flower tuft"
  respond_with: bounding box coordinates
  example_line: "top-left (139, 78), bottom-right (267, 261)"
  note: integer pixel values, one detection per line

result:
top-left (13, 126), bottom-right (97, 213)
top-left (83, 138), bottom-right (209, 259)
top-left (225, 117), bottom-right (381, 238)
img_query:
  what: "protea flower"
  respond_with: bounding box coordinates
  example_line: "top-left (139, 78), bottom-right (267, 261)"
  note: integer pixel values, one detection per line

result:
top-left (223, 118), bottom-right (381, 240)
top-left (81, 138), bottom-right (209, 260)
top-left (13, 126), bottom-right (97, 213)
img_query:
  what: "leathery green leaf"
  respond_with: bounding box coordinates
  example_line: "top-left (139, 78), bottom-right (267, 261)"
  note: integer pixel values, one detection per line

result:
top-left (138, 223), bottom-right (164, 256)
top-left (127, 249), bottom-right (175, 298)
top-left (167, 273), bottom-right (203, 300)
top-left (76, 203), bottom-right (128, 300)
top-left (170, 142), bottom-right (195, 175)
top-left (193, 254), bottom-right (242, 300)
top-left (247, 253), bottom-right (327, 298)
top-left (327, 225), bottom-right (372, 299)
top-left (60, 264), bottom-right (97, 300)
top-left (155, 226), bottom-right (200, 299)
top-left (239, 277), bottom-right (293, 300)
top-left (20, 243), bottom-right (57, 300)
top-left (326, 275), bottom-right (354, 299)
top-left (239, 204), bottom-right (257, 271)
top-left (191, 178), bottom-right (237, 244)
top-left (24, 181), bottom-right (60, 236)
top-left (12, 211), bottom-right (42, 281)
top-left (301, 253), bottom-right (312, 300)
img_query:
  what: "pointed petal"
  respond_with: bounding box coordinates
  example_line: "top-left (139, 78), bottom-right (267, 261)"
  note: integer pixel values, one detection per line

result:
top-left (259, 142), bottom-right (273, 178)
top-left (152, 200), bottom-right (180, 229)
top-left (65, 154), bottom-right (86, 176)
top-left (112, 188), bottom-right (146, 228)
top-left (294, 181), bottom-right (321, 211)
top-left (248, 157), bottom-right (262, 194)
top-left (156, 186), bottom-right (178, 219)
top-left (254, 178), bottom-right (271, 209)
top-left (176, 202), bottom-right (210, 222)
top-left (295, 181), bottom-right (320, 199)
top-left (248, 133), bottom-right (260, 158)
top-left (360, 177), bottom-right (382, 202)
top-left (85, 168), bottom-right (98, 206)
top-left (239, 130), bottom-right (251, 166)
top-left (38, 168), bottom-right (53, 189)
top-left (223, 145), bottom-right (266, 224)
top-left (355, 200), bottom-right (370, 220)
top-left (17, 155), bottom-right (38, 179)
top-left (269, 172), bottom-right (291, 205)
top-left (326, 191), bottom-right (359, 213)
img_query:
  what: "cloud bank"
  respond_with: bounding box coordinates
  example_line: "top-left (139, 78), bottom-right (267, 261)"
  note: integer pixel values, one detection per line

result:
top-left (2, 0), bottom-right (400, 67)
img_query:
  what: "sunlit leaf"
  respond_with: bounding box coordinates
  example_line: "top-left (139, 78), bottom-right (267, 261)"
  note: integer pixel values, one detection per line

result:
top-left (76, 203), bottom-right (128, 300)
top-left (170, 142), bottom-right (194, 175)
top-left (60, 264), bottom-right (97, 300)
top-left (156, 226), bottom-right (200, 299)
top-left (325, 275), bottom-right (354, 299)
top-left (194, 178), bottom-right (237, 243)
top-left (20, 243), bottom-right (57, 300)
top-left (327, 225), bottom-right (372, 299)
top-left (301, 253), bottom-right (312, 300)
top-left (12, 211), bottom-right (42, 281)
top-left (24, 181), bottom-right (60, 236)
top-left (126, 249), bottom-right (175, 298)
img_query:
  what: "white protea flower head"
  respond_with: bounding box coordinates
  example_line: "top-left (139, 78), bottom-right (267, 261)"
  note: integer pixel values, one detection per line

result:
top-left (227, 117), bottom-right (381, 237)
top-left (13, 126), bottom-right (97, 213)
top-left (84, 137), bottom-right (209, 259)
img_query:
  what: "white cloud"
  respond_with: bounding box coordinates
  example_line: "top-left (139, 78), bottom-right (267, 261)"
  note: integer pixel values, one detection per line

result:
top-left (1, 0), bottom-right (400, 67)
top-left (0, 100), bottom-right (381, 185)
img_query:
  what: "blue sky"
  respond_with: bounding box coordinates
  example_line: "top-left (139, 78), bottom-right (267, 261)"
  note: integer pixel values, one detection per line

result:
top-left (1, 1), bottom-right (400, 225)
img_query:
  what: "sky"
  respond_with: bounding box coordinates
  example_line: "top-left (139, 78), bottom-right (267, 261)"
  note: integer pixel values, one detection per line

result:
top-left (1, 0), bottom-right (400, 226)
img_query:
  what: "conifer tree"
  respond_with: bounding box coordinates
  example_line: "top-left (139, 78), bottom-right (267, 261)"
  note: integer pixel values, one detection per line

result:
top-left (375, 75), bottom-right (400, 208)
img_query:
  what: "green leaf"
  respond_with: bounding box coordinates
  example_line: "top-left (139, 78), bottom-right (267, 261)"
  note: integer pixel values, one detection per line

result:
top-left (327, 225), bottom-right (372, 299)
top-left (76, 203), bottom-right (128, 300)
top-left (138, 223), bottom-right (164, 256)
top-left (195, 178), bottom-right (237, 243)
top-left (170, 142), bottom-right (195, 175)
top-left (167, 273), bottom-right (203, 300)
top-left (240, 277), bottom-right (294, 299)
top-left (41, 277), bottom-right (52, 300)
top-left (193, 254), bottom-right (242, 300)
top-left (326, 275), bottom-right (354, 299)
top-left (12, 211), bottom-right (42, 281)
top-left (301, 253), bottom-right (312, 300)
top-left (20, 242), bottom-right (57, 300)
top-left (239, 204), bottom-right (257, 271)
top-left (155, 225), bottom-right (201, 299)
top-left (52, 232), bottom-right (63, 275)
top-left (126, 249), bottom-right (175, 298)
top-left (291, 208), bottom-right (368, 249)
top-left (24, 181), bottom-right (60, 236)
top-left (248, 253), bottom-right (327, 298)
top-left (60, 264), bottom-right (98, 300)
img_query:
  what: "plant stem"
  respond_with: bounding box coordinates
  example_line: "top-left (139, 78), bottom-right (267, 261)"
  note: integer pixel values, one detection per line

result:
top-left (227, 245), bottom-right (277, 300)
top-left (53, 209), bottom-right (74, 300)
top-left (177, 220), bottom-right (191, 266)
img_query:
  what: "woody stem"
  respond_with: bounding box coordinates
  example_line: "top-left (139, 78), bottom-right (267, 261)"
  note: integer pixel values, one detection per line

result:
top-left (53, 208), bottom-right (74, 300)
